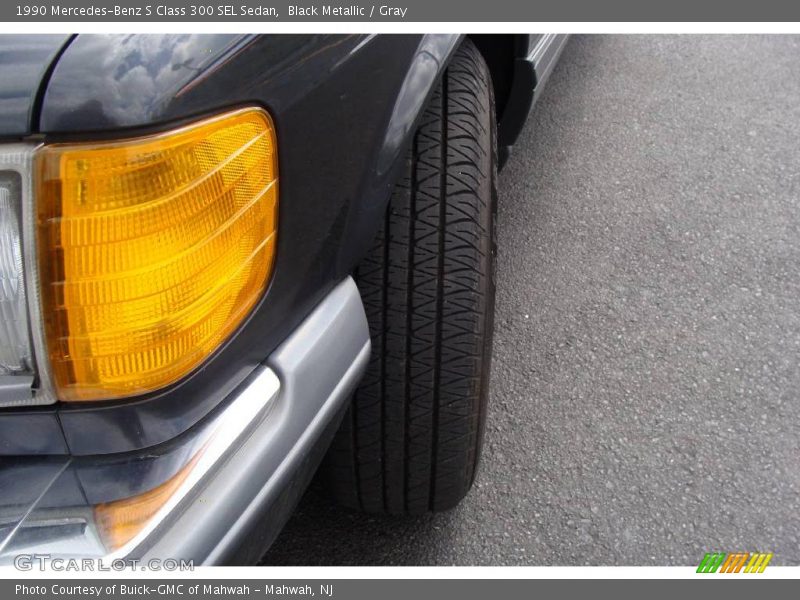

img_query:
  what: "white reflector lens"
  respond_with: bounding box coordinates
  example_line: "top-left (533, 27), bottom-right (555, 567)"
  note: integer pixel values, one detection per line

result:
top-left (0, 178), bottom-right (32, 375)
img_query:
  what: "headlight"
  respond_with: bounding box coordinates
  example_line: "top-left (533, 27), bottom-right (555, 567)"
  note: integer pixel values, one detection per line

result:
top-left (34, 107), bottom-right (278, 402)
top-left (0, 169), bottom-right (33, 377)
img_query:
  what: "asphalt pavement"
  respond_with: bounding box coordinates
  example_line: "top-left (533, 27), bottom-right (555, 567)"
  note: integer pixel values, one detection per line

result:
top-left (261, 35), bottom-right (800, 565)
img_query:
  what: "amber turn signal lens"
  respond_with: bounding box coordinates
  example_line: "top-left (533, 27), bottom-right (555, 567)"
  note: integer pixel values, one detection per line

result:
top-left (94, 451), bottom-right (202, 550)
top-left (36, 108), bottom-right (278, 401)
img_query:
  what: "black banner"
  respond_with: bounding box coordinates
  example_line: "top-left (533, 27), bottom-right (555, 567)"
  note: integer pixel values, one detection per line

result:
top-left (3, 0), bottom-right (800, 22)
top-left (3, 579), bottom-right (798, 600)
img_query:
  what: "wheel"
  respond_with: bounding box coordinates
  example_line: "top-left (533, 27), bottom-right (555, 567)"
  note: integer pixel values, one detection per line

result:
top-left (324, 38), bottom-right (497, 515)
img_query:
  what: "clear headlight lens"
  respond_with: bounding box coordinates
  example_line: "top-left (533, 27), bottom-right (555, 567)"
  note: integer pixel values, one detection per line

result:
top-left (0, 170), bottom-right (33, 376)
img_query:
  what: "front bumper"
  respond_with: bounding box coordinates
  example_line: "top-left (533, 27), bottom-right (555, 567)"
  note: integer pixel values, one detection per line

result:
top-left (0, 277), bottom-right (370, 565)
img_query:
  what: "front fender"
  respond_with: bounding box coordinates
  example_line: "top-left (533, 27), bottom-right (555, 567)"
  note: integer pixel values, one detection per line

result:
top-left (28, 33), bottom-right (463, 455)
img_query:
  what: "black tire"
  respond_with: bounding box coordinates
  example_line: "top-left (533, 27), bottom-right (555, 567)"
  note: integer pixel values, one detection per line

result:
top-left (323, 38), bottom-right (497, 515)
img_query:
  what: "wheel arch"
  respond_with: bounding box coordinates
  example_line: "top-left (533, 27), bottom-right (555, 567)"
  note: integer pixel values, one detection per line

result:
top-left (468, 34), bottom-right (536, 154)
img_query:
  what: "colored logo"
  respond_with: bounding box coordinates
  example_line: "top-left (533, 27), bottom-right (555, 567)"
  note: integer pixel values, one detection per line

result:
top-left (697, 552), bottom-right (773, 573)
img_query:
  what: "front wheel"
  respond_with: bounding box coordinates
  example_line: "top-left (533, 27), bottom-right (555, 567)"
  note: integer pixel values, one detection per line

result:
top-left (324, 38), bottom-right (497, 515)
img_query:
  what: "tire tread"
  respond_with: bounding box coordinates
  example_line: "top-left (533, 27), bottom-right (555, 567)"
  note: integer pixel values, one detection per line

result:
top-left (324, 39), bottom-right (496, 514)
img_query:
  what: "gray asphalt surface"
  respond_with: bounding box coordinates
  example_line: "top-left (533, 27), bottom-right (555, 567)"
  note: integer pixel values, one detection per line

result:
top-left (262, 35), bottom-right (800, 566)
